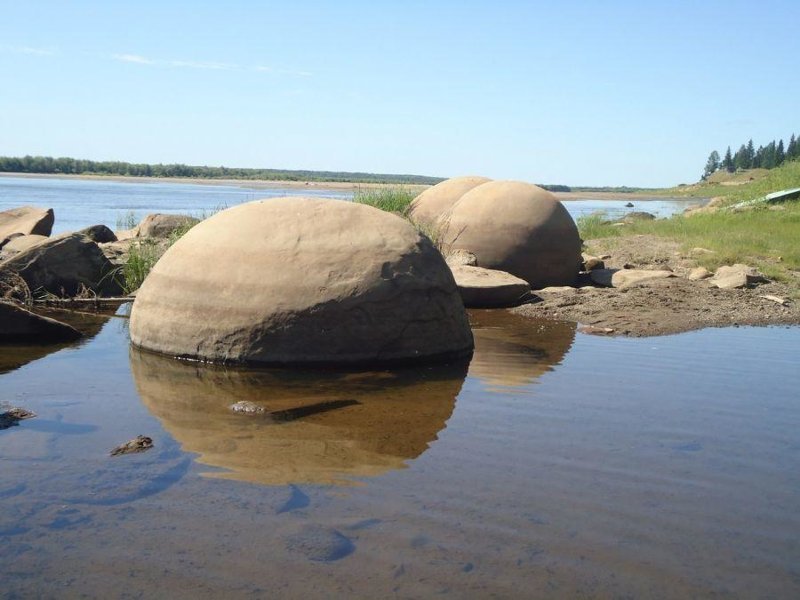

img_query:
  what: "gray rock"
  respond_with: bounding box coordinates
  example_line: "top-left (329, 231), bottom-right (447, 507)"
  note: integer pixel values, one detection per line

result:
top-left (0, 407), bottom-right (37, 430)
top-left (0, 234), bottom-right (48, 258)
top-left (0, 233), bottom-right (123, 297)
top-left (710, 264), bottom-right (769, 289)
top-left (622, 211), bottom-right (656, 223)
top-left (450, 265), bottom-right (531, 308)
top-left (0, 301), bottom-right (82, 342)
top-left (285, 524), bottom-right (355, 562)
top-left (110, 435), bottom-right (154, 456)
top-left (77, 224), bottom-right (117, 243)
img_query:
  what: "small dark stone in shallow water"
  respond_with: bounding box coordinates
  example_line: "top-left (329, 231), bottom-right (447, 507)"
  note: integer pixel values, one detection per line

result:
top-left (285, 524), bottom-right (355, 562)
top-left (229, 400), bottom-right (266, 415)
top-left (0, 407), bottom-right (36, 430)
top-left (110, 435), bottom-right (153, 456)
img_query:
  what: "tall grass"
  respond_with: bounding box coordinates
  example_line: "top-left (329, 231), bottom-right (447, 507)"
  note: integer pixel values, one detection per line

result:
top-left (352, 186), bottom-right (416, 215)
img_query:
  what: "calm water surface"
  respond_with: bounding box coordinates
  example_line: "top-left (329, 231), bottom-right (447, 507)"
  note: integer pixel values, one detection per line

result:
top-left (1, 307), bottom-right (798, 598)
top-left (0, 175), bottom-right (698, 233)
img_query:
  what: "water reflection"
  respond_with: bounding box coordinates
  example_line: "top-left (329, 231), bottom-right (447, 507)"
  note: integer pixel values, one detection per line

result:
top-left (468, 310), bottom-right (576, 389)
top-left (0, 309), bottom-right (112, 375)
top-left (130, 350), bottom-right (467, 485)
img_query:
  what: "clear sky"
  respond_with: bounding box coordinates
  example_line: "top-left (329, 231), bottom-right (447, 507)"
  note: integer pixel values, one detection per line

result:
top-left (1, 0), bottom-right (798, 187)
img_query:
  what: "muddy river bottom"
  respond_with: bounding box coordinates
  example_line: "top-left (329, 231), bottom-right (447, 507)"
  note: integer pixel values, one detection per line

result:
top-left (1, 308), bottom-right (799, 598)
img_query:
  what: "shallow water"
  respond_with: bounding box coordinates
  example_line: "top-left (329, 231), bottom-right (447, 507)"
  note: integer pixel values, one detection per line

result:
top-left (1, 308), bottom-right (798, 598)
top-left (0, 176), bottom-right (697, 234)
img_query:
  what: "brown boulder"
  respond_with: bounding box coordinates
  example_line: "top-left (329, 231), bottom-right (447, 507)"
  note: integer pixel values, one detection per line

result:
top-left (590, 268), bottom-right (675, 289)
top-left (450, 265), bottom-right (530, 308)
top-left (710, 264), bottom-right (769, 289)
top-left (136, 214), bottom-right (198, 239)
top-left (0, 206), bottom-right (54, 248)
top-left (130, 197), bottom-right (473, 365)
top-left (0, 233), bottom-right (123, 297)
top-left (407, 176), bottom-right (491, 230)
top-left (0, 301), bottom-right (82, 342)
top-left (438, 181), bottom-right (582, 289)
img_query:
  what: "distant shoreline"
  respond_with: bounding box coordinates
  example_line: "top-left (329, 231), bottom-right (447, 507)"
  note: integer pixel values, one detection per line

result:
top-left (0, 172), bottom-right (692, 201)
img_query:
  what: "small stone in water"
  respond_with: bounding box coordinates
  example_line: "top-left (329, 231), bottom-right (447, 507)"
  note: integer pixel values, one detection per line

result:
top-left (0, 407), bottom-right (36, 430)
top-left (110, 435), bottom-right (153, 456)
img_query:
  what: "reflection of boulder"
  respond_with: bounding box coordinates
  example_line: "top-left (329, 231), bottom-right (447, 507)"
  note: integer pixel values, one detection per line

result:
top-left (0, 308), bottom-right (112, 375)
top-left (130, 198), bottom-right (473, 366)
top-left (130, 349), bottom-right (468, 485)
top-left (468, 310), bottom-right (576, 388)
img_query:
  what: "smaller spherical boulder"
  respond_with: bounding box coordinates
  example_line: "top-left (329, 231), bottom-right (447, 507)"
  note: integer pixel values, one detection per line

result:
top-left (407, 176), bottom-right (491, 230)
top-left (438, 181), bottom-right (582, 289)
top-left (129, 197), bottom-right (474, 366)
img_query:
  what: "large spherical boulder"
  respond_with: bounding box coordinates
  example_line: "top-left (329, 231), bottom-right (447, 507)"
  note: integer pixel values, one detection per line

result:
top-left (407, 176), bottom-right (491, 230)
top-left (129, 197), bottom-right (473, 366)
top-left (438, 181), bottom-right (582, 289)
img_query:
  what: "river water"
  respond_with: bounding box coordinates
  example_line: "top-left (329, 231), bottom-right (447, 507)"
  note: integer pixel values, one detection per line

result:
top-left (0, 175), bottom-right (698, 234)
top-left (1, 177), bottom-right (798, 597)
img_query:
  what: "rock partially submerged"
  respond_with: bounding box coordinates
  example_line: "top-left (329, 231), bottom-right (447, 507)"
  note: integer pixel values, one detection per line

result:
top-left (0, 301), bottom-right (82, 342)
top-left (110, 435), bottom-right (154, 456)
top-left (0, 407), bottom-right (37, 430)
top-left (450, 265), bottom-right (530, 308)
top-left (130, 198), bottom-right (473, 366)
top-left (0, 233), bottom-right (123, 297)
top-left (0, 206), bottom-right (54, 248)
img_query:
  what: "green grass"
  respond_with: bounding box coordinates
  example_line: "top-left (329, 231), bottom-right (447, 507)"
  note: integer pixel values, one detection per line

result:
top-left (352, 186), bottom-right (416, 215)
top-left (578, 201), bottom-right (800, 285)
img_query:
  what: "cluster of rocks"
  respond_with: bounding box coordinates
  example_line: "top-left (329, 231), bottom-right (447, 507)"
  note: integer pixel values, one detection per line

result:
top-left (0, 205), bottom-right (198, 342)
top-left (407, 176), bottom-right (583, 308)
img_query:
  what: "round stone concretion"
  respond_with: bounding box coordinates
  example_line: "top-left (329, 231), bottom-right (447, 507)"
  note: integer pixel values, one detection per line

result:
top-left (438, 181), bottom-right (582, 289)
top-left (129, 197), bottom-right (473, 365)
top-left (407, 176), bottom-right (491, 230)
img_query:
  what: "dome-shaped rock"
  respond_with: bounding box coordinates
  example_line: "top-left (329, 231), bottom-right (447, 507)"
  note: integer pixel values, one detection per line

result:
top-left (407, 176), bottom-right (491, 230)
top-left (438, 181), bottom-right (582, 289)
top-left (129, 197), bottom-right (473, 365)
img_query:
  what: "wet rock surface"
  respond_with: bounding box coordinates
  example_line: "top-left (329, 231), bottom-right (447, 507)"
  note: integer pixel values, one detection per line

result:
top-left (0, 301), bottom-right (83, 342)
top-left (0, 407), bottom-right (36, 430)
top-left (285, 524), bottom-right (356, 562)
top-left (110, 435), bottom-right (154, 456)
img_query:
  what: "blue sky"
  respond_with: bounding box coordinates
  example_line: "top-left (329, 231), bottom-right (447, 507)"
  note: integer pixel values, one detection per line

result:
top-left (1, 1), bottom-right (798, 187)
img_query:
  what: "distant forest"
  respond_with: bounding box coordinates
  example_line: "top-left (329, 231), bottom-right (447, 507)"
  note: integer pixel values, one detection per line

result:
top-left (0, 154), bottom-right (576, 192)
top-left (703, 132), bottom-right (799, 179)
top-left (0, 155), bottom-right (445, 185)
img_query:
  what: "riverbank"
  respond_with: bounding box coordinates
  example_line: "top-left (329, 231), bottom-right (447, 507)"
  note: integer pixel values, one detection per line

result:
top-left (514, 234), bottom-right (799, 336)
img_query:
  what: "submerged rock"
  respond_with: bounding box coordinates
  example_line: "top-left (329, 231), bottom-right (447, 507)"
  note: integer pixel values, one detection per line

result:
top-left (437, 181), bottom-right (582, 289)
top-left (130, 197), bottom-right (473, 365)
top-left (0, 301), bottom-right (83, 342)
top-left (285, 524), bottom-right (355, 562)
top-left (110, 435), bottom-right (154, 456)
top-left (0, 407), bottom-right (37, 430)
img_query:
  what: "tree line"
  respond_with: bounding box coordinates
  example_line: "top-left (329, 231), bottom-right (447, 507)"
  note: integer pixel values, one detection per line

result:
top-left (703, 132), bottom-right (799, 179)
top-left (0, 155), bottom-right (445, 185)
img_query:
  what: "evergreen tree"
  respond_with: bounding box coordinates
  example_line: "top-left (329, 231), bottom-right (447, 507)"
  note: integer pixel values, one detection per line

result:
top-left (723, 146), bottom-right (735, 172)
top-left (703, 150), bottom-right (721, 179)
top-left (746, 139), bottom-right (755, 168)
top-left (776, 139), bottom-right (785, 165)
top-left (788, 134), bottom-right (797, 159)
top-left (763, 141), bottom-right (777, 169)
top-left (733, 144), bottom-right (748, 170)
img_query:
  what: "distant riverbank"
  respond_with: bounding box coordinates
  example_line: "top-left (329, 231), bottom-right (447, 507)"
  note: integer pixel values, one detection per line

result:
top-left (0, 172), bottom-right (690, 202)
